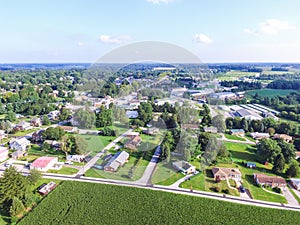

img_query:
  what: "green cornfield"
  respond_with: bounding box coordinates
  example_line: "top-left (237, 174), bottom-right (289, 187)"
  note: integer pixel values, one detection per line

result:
top-left (19, 181), bottom-right (299, 225)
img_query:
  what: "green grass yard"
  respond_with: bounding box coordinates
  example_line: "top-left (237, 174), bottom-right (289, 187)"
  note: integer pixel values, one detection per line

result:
top-left (151, 161), bottom-right (185, 185)
top-left (225, 133), bottom-right (246, 141)
top-left (48, 167), bottom-right (78, 175)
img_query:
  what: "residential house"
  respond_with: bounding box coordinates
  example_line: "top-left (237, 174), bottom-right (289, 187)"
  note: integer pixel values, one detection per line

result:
top-left (273, 134), bottom-right (293, 143)
top-left (104, 151), bottom-right (130, 172)
top-left (31, 118), bottom-right (42, 127)
top-left (142, 127), bottom-right (160, 135)
top-left (204, 126), bottom-right (218, 134)
top-left (125, 132), bottom-right (140, 139)
top-left (230, 129), bottom-right (245, 137)
top-left (172, 161), bottom-right (196, 174)
top-left (246, 162), bottom-right (257, 168)
top-left (126, 110), bottom-right (138, 119)
top-left (59, 126), bottom-right (78, 133)
top-left (48, 110), bottom-right (60, 120)
top-left (181, 124), bottom-right (199, 130)
top-left (66, 154), bottom-right (85, 162)
top-left (296, 151), bottom-right (300, 160)
top-left (290, 178), bottom-right (300, 191)
top-left (254, 173), bottom-right (286, 189)
top-left (124, 136), bottom-right (142, 150)
top-left (10, 137), bottom-right (31, 151)
top-left (11, 151), bottom-right (25, 160)
top-left (44, 140), bottom-right (62, 149)
top-left (30, 156), bottom-right (58, 171)
top-left (0, 147), bottom-right (8, 162)
top-left (31, 129), bottom-right (45, 142)
top-left (0, 130), bottom-right (7, 140)
top-left (212, 167), bottom-right (242, 182)
top-left (15, 120), bottom-right (32, 131)
top-left (250, 132), bottom-right (270, 140)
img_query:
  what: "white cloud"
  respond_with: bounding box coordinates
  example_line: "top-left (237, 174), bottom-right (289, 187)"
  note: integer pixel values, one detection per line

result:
top-left (77, 42), bottom-right (85, 46)
top-left (146, 0), bottom-right (175, 4)
top-left (99, 35), bottom-right (132, 44)
top-left (244, 19), bottom-right (296, 36)
top-left (194, 33), bottom-right (213, 44)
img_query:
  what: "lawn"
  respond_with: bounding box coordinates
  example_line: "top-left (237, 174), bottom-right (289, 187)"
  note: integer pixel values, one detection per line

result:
top-left (73, 134), bottom-right (114, 156)
top-left (246, 89), bottom-right (299, 98)
top-left (27, 144), bottom-right (65, 161)
top-left (224, 142), bottom-right (287, 203)
top-left (19, 181), bottom-right (300, 225)
top-left (48, 167), bottom-right (78, 175)
top-left (225, 133), bottom-right (246, 141)
top-left (179, 173), bottom-right (205, 190)
top-left (151, 161), bottom-right (185, 185)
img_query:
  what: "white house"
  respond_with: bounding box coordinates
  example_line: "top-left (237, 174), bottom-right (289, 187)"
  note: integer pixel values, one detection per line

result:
top-left (290, 178), bottom-right (300, 191)
top-left (172, 161), bottom-right (196, 174)
top-left (0, 130), bottom-right (7, 140)
top-left (0, 147), bottom-right (8, 162)
top-left (10, 137), bottom-right (31, 151)
top-left (126, 110), bottom-right (138, 119)
top-left (66, 155), bottom-right (85, 162)
top-left (30, 156), bottom-right (58, 171)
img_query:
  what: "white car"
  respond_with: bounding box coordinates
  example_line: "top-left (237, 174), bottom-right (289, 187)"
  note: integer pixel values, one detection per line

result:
top-left (65, 161), bottom-right (73, 165)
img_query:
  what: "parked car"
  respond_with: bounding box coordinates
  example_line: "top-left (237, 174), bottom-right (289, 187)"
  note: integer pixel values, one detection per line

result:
top-left (239, 185), bottom-right (245, 193)
top-left (65, 161), bottom-right (73, 165)
top-left (4, 162), bottom-right (12, 167)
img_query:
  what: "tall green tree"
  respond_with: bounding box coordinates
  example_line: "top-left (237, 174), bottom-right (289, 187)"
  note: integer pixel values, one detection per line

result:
top-left (0, 167), bottom-right (29, 213)
top-left (286, 160), bottom-right (300, 177)
top-left (73, 108), bottom-right (96, 129)
top-left (272, 154), bottom-right (285, 174)
top-left (256, 139), bottom-right (281, 163)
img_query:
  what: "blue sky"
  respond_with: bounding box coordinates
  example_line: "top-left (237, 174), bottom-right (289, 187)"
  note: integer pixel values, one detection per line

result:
top-left (0, 0), bottom-right (300, 62)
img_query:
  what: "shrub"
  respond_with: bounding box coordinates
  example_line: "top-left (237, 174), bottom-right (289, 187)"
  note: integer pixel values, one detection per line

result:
top-left (222, 189), bottom-right (229, 194)
top-left (272, 187), bottom-right (282, 194)
top-left (214, 187), bottom-right (221, 192)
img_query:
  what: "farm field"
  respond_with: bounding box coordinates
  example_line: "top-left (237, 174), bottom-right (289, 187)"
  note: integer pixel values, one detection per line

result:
top-left (246, 89), bottom-right (299, 98)
top-left (19, 181), bottom-right (300, 225)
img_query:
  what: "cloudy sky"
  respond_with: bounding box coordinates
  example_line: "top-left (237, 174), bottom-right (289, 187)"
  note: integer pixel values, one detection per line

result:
top-left (0, 0), bottom-right (299, 63)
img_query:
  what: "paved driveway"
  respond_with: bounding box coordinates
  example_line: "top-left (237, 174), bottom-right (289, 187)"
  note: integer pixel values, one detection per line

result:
top-left (283, 187), bottom-right (298, 206)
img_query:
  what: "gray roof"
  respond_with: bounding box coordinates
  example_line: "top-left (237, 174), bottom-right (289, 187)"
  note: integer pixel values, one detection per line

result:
top-left (105, 151), bottom-right (129, 171)
top-left (291, 178), bottom-right (300, 186)
top-left (114, 151), bottom-right (130, 164)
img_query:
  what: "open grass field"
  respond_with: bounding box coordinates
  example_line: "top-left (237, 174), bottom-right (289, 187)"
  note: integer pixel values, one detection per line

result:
top-left (246, 89), bottom-right (299, 98)
top-left (73, 134), bottom-right (114, 156)
top-left (27, 144), bottom-right (65, 161)
top-left (19, 181), bottom-right (300, 225)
